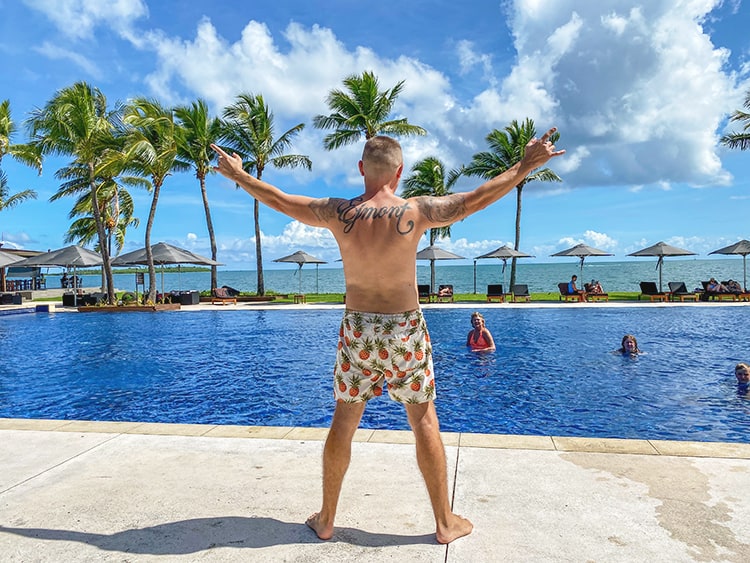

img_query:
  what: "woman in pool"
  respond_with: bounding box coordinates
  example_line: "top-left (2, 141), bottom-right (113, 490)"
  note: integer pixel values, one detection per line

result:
top-left (466, 312), bottom-right (495, 352)
top-left (618, 334), bottom-right (640, 356)
top-left (735, 363), bottom-right (750, 385)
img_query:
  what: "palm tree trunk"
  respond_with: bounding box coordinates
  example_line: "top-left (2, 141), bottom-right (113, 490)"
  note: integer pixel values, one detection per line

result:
top-left (510, 185), bottom-right (523, 289)
top-left (199, 175), bottom-right (218, 290)
top-left (254, 198), bottom-right (264, 295)
top-left (145, 182), bottom-right (161, 304)
top-left (88, 164), bottom-right (115, 304)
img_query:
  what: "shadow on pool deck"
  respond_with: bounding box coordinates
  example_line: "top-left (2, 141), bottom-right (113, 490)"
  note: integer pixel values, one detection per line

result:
top-left (1, 418), bottom-right (750, 561)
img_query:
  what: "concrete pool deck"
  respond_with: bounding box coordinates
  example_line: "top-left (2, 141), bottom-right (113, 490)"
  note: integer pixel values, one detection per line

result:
top-left (1, 418), bottom-right (750, 561)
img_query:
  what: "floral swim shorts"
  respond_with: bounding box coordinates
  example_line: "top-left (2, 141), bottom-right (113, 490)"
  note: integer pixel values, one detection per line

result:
top-left (333, 309), bottom-right (435, 403)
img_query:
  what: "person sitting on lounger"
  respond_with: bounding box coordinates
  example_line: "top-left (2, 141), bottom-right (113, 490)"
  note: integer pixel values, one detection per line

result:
top-left (587, 280), bottom-right (604, 294)
top-left (466, 312), bottom-right (495, 352)
top-left (725, 280), bottom-right (743, 293)
top-left (567, 275), bottom-right (586, 298)
top-left (707, 278), bottom-right (728, 293)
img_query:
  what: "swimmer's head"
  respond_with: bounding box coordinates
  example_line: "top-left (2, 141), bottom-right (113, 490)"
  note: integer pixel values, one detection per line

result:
top-left (735, 363), bottom-right (750, 384)
top-left (621, 334), bottom-right (639, 354)
top-left (470, 312), bottom-right (485, 327)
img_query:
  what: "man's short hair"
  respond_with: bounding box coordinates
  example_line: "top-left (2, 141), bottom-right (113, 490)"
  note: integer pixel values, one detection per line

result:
top-left (361, 136), bottom-right (403, 176)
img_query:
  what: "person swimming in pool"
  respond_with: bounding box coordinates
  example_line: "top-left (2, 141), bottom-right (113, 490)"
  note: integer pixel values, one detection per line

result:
top-left (466, 311), bottom-right (495, 352)
top-left (735, 363), bottom-right (750, 385)
top-left (617, 334), bottom-right (641, 356)
top-left (212, 129), bottom-right (564, 544)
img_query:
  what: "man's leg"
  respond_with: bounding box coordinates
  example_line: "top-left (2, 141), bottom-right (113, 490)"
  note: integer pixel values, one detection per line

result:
top-left (306, 400), bottom-right (366, 540)
top-left (405, 401), bottom-right (473, 544)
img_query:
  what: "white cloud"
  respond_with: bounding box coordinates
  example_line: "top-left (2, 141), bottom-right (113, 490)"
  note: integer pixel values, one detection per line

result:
top-left (24, 0), bottom-right (148, 40)
top-left (34, 41), bottom-right (101, 79)
top-left (26, 0), bottom-right (749, 196)
top-left (504, 0), bottom-right (746, 188)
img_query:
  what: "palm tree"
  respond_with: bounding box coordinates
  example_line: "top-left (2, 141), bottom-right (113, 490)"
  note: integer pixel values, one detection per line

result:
top-left (721, 88), bottom-right (750, 151)
top-left (0, 169), bottom-right (37, 214)
top-left (313, 70), bottom-right (426, 150)
top-left (26, 82), bottom-right (121, 303)
top-left (402, 157), bottom-right (462, 290)
top-left (0, 99), bottom-right (40, 216)
top-left (462, 118), bottom-right (561, 288)
top-left (174, 99), bottom-right (223, 290)
top-left (52, 158), bottom-right (144, 287)
top-left (63, 183), bottom-right (139, 256)
top-left (122, 97), bottom-right (188, 304)
top-left (221, 93), bottom-right (311, 295)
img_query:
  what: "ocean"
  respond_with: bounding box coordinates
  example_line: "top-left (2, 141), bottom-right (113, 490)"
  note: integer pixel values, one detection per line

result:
top-left (67, 258), bottom-right (746, 295)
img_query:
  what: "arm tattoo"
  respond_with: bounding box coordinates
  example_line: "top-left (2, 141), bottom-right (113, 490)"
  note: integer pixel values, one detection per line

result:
top-left (417, 195), bottom-right (467, 224)
top-left (308, 198), bottom-right (340, 222)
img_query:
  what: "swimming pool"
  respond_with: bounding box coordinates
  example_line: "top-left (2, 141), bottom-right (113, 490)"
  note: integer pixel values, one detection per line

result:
top-left (1, 307), bottom-right (748, 443)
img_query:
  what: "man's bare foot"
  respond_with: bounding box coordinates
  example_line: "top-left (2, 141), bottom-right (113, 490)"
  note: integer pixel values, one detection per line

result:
top-left (306, 512), bottom-right (334, 540)
top-left (436, 514), bottom-right (473, 544)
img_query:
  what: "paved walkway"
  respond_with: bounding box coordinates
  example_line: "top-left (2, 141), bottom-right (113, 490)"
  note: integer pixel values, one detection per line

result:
top-left (1, 418), bottom-right (750, 562)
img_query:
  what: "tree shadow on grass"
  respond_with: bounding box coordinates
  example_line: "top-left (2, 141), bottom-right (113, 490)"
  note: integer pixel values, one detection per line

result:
top-left (0, 517), bottom-right (436, 555)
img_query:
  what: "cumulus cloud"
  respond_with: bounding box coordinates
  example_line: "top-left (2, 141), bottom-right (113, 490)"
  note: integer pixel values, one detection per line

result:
top-left (24, 0), bottom-right (750, 196)
top-left (23, 0), bottom-right (148, 40)
top-left (505, 0), bottom-right (748, 188)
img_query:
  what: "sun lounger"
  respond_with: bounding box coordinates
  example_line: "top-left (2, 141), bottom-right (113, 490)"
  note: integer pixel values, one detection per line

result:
top-left (418, 284), bottom-right (431, 304)
top-left (700, 280), bottom-right (745, 301)
top-left (667, 282), bottom-right (698, 302)
top-left (486, 284), bottom-right (505, 303)
top-left (211, 287), bottom-right (237, 305)
top-left (435, 284), bottom-right (454, 303)
top-left (583, 282), bottom-right (609, 302)
top-left (639, 281), bottom-right (668, 302)
top-left (511, 284), bottom-right (531, 303)
top-left (558, 282), bottom-right (585, 302)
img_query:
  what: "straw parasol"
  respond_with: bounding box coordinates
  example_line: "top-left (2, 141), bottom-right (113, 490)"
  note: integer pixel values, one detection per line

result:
top-left (627, 241), bottom-right (696, 292)
top-left (551, 243), bottom-right (614, 276)
top-left (416, 245), bottom-right (465, 293)
top-left (273, 250), bottom-right (327, 294)
top-left (112, 242), bottom-right (223, 296)
top-left (12, 245), bottom-right (103, 305)
top-left (473, 245), bottom-right (534, 293)
top-left (709, 239), bottom-right (750, 291)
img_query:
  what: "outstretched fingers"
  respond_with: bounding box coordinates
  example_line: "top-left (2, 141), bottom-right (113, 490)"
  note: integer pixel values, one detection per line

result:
top-left (540, 127), bottom-right (557, 142)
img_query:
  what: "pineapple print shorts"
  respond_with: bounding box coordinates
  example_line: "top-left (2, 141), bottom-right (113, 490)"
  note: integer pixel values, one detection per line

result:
top-left (333, 309), bottom-right (435, 403)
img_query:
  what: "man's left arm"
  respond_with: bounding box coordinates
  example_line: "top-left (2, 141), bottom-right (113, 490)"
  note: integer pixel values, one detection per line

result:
top-left (416, 128), bottom-right (565, 229)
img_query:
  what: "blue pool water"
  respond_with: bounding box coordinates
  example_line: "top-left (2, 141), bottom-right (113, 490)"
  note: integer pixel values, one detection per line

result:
top-left (1, 307), bottom-right (749, 443)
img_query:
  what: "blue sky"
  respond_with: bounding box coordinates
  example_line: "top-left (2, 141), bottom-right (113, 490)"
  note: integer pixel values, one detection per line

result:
top-left (1, 0), bottom-right (749, 270)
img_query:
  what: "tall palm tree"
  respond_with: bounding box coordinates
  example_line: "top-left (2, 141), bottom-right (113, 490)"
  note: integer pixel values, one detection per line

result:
top-left (721, 88), bottom-right (750, 151)
top-left (313, 70), bottom-right (426, 150)
top-left (462, 118), bottom-right (562, 288)
top-left (26, 82), bottom-right (121, 303)
top-left (0, 99), bottom-right (40, 216)
top-left (222, 93), bottom-right (311, 295)
top-left (52, 158), bottom-right (145, 287)
top-left (402, 156), bottom-right (462, 290)
top-left (63, 183), bottom-right (139, 256)
top-left (174, 99), bottom-right (223, 290)
top-left (122, 97), bottom-right (188, 304)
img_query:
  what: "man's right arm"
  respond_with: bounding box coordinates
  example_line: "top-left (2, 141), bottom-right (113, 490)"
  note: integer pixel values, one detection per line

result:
top-left (212, 144), bottom-right (338, 228)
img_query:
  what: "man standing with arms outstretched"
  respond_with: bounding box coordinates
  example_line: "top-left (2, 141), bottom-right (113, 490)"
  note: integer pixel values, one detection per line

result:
top-left (212, 129), bottom-right (564, 544)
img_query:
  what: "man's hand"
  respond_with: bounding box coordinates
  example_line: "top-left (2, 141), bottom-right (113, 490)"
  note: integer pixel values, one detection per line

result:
top-left (521, 127), bottom-right (565, 170)
top-left (211, 144), bottom-right (244, 181)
